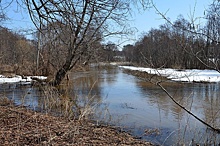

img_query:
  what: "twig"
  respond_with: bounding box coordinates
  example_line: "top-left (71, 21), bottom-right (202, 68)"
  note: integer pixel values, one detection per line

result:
top-left (156, 82), bottom-right (220, 134)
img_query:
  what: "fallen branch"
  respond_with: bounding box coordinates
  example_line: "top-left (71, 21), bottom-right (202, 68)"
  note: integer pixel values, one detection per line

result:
top-left (122, 68), bottom-right (220, 133)
top-left (156, 82), bottom-right (220, 134)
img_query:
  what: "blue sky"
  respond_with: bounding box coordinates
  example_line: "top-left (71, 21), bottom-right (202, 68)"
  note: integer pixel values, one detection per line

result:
top-left (2, 0), bottom-right (212, 45)
top-left (125, 0), bottom-right (212, 45)
top-left (2, 0), bottom-right (33, 37)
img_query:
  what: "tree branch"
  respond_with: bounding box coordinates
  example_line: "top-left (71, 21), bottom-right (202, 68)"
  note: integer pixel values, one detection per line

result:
top-left (156, 82), bottom-right (220, 134)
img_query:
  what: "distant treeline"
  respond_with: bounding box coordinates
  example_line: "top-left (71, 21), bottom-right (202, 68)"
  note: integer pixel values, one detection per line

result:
top-left (0, 26), bottom-right (37, 75)
top-left (0, 1), bottom-right (219, 76)
top-left (0, 25), bottom-right (121, 75)
top-left (122, 13), bottom-right (220, 69)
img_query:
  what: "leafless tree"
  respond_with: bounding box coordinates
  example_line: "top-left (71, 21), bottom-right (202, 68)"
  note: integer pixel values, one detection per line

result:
top-left (24, 0), bottom-right (134, 85)
top-left (121, 0), bottom-right (220, 134)
top-left (0, 1), bottom-right (7, 24)
top-left (203, 0), bottom-right (220, 71)
top-left (150, 0), bottom-right (220, 134)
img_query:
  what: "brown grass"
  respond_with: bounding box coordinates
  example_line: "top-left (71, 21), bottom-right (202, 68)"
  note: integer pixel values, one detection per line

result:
top-left (0, 96), bottom-right (13, 106)
top-left (0, 98), bottom-right (153, 146)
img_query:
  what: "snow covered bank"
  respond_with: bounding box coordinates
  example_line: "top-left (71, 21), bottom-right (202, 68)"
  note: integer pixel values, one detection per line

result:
top-left (119, 66), bottom-right (220, 83)
top-left (0, 75), bottom-right (47, 84)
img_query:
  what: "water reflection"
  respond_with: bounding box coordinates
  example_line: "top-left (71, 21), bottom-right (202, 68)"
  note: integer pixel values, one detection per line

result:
top-left (135, 76), bottom-right (220, 145)
top-left (1, 66), bottom-right (219, 145)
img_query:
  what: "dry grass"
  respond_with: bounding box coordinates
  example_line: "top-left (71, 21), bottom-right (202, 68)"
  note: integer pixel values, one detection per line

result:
top-left (0, 83), bottom-right (153, 145)
top-left (0, 99), bottom-right (153, 145)
top-left (0, 96), bottom-right (13, 106)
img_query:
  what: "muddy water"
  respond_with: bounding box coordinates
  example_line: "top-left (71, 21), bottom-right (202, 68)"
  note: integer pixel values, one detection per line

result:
top-left (1, 66), bottom-right (220, 145)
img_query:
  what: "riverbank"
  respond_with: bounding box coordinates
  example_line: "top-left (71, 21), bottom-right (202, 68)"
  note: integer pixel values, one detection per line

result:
top-left (0, 74), bottom-right (47, 84)
top-left (0, 98), bottom-right (153, 145)
top-left (119, 65), bottom-right (220, 83)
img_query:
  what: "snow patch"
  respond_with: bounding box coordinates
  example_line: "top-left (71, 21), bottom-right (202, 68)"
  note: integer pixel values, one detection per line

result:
top-left (0, 75), bottom-right (47, 84)
top-left (119, 66), bottom-right (220, 83)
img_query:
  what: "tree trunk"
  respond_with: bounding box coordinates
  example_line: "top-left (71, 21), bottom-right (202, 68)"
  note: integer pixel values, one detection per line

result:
top-left (51, 67), bottom-right (67, 86)
top-left (50, 55), bottom-right (73, 86)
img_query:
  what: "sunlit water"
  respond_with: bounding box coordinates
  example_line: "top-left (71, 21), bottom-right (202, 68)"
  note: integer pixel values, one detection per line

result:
top-left (0, 66), bottom-right (219, 145)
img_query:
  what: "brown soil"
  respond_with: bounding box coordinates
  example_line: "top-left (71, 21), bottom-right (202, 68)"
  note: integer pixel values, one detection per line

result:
top-left (0, 102), bottom-right (153, 145)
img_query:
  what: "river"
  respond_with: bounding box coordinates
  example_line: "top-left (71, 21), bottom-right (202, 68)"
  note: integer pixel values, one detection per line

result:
top-left (0, 66), bottom-right (219, 145)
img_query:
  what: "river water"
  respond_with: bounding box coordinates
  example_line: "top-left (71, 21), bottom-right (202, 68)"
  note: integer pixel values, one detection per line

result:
top-left (0, 66), bottom-right (219, 145)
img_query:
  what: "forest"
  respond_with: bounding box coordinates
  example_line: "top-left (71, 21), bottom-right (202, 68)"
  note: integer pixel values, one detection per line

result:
top-left (0, 1), bottom-right (220, 145)
top-left (122, 2), bottom-right (220, 70)
top-left (122, 16), bottom-right (220, 69)
top-left (0, 0), bottom-right (219, 81)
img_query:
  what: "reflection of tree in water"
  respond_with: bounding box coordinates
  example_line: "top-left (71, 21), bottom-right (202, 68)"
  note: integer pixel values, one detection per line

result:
top-left (136, 80), bottom-right (220, 143)
top-left (185, 84), bottom-right (220, 129)
top-left (137, 81), bottom-right (219, 121)
top-left (99, 66), bottom-right (118, 85)
top-left (62, 70), bottom-right (102, 105)
top-left (0, 67), bottom-right (116, 120)
top-left (137, 81), bottom-right (220, 124)
top-left (0, 83), bottom-right (42, 107)
top-left (202, 84), bottom-right (220, 129)
top-left (136, 81), bottom-right (193, 121)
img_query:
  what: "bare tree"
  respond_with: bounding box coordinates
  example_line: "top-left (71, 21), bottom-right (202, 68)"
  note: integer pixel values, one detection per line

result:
top-left (24, 0), bottom-right (133, 85)
top-left (204, 0), bottom-right (220, 71)
top-left (0, 1), bottom-right (7, 24)
top-left (149, 0), bottom-right (220, 133)
top-left (121, 0), bottom-right (220, 134)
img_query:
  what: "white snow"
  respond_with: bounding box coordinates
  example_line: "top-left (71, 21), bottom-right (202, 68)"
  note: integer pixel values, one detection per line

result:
top-left (2, 66), bottom-right (220, 83)
top-left (119, 66), bottom-right (220, 83)
top-left (0, 75), bottom-right (47, 84)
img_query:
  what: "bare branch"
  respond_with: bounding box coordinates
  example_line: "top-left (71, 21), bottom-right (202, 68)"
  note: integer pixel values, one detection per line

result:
top-left (156, 82), bottom-right (220, 134)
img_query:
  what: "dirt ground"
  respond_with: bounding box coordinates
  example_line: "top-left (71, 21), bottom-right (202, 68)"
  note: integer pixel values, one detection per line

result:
top-left (0, 100), bottom-right (153, 146)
